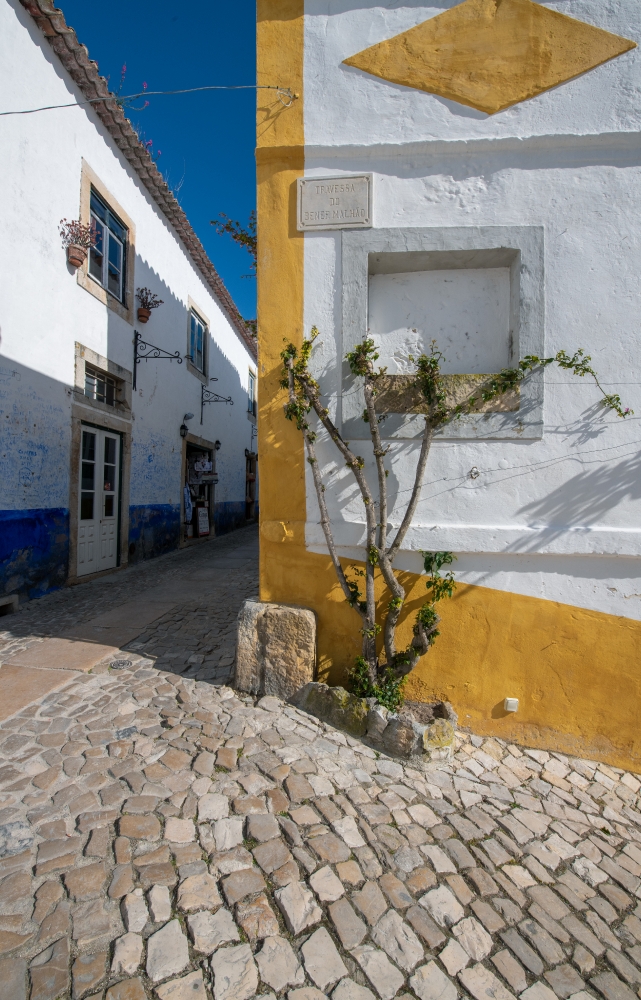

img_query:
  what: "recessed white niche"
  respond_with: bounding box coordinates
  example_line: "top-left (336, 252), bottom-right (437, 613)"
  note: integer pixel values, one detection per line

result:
top-left (341, 227), bottom-right (544, 439)
top-left (368, 266), bottom-right (512, 375)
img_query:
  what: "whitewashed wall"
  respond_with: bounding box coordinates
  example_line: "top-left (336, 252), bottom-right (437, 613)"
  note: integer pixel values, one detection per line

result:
top-left (0, 0), bottom-right (255, 596)
top-left (301, 0), bottom-right (641, 622)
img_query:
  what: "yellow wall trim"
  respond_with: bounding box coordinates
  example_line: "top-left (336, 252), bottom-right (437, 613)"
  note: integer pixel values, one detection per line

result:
top-left (343, 0), bottom-right (636, 115)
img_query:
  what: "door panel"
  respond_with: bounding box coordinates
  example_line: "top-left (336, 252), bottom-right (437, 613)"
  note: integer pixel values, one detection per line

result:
top-left (77, 428), bottom-right (120, 576)
top-left (99, 433), bottom-right (119, 571)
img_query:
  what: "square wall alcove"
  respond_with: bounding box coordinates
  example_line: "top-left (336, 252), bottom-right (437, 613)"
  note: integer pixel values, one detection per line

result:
top-left (341, 227), bottom-right (544, 439)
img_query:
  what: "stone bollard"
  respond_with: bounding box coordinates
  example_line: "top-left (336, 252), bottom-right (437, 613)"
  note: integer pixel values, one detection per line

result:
top-left (235, 599), bottom-right (316, 701)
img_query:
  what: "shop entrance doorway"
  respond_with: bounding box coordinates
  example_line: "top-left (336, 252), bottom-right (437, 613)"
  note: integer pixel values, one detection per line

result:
top-left (184, 443), bottom-right (217, 540)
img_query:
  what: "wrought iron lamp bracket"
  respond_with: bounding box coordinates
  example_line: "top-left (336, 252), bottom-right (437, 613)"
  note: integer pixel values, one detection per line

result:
top-left (201, 379), bottom-right (233, 423)
top-left (133, 330), bottom-right (183, 389)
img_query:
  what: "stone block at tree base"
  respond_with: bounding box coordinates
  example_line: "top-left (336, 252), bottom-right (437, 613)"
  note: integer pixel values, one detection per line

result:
top-left (235, 600), bottom-right (316, 700)
top-left (288, 681), bottom-right (457, 760)
top-left (290, 684), bottom-right (369, 737)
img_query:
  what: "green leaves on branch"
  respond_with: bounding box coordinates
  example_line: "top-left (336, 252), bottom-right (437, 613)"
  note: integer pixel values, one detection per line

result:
top-left (346, 338), bottom-right (383, 379)
top-left (280, 332), bottom-right (321, 431)
top-left (348, 656), bottom-right (406, 712)
top-left (416, 346), bottom-right (449, 426)
top-left (422, 550), bottom-right (457, 603)
top-left (211, 211), bottom-right (257, 274)
top-left (455, 349), bottom-right (633, 420)
top-left (345, 568), bottom-right (366, 614)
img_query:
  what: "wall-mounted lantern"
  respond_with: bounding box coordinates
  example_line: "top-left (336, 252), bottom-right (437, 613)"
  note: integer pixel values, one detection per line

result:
top-left (180, 413), bottom-right (194, 438)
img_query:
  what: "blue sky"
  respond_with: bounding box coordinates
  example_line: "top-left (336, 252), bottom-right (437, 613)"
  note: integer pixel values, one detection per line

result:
top-left (60, 0), bottom-right (257, 319)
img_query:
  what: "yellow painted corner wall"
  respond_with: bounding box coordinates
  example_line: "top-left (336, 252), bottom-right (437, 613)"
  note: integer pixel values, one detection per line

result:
top-left (256, 0), bottom-right (641, 773)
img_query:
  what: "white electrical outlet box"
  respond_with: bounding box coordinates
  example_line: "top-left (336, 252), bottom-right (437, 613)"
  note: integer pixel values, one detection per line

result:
top-left (504, 698), bottom-right (519, 713)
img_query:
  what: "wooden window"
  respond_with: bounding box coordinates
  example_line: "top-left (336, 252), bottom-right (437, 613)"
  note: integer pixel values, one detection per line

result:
top-left (189, 311), bottom-right (207, 374)
top-left (89, 189), bottom-right (127, 303)
top-left (84, 364), bottom-right (118, 407)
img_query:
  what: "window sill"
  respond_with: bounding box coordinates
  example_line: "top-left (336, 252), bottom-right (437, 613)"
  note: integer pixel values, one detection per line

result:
top-left (186, 359), bottom-right (208, 384)
top-left (72, 389), bottom-right (131, 421)
top-left (77, 264), bottom-right (134, 325)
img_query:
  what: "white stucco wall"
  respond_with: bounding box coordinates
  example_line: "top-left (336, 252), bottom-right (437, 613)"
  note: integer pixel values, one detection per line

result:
top-left (0, 0), bottom-right (255, 527)
top-left (300, 0), bottom-right (641, 621)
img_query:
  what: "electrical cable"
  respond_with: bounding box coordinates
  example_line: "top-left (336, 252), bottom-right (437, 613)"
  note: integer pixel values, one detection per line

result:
top-left (0, 84), bottom-right (296, 117)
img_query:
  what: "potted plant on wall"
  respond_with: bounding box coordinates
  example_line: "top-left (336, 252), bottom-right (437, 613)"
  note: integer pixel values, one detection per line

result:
top-left (136, 287), bottom-right (164, 324)
top-left (59, 218), bottom-right (97, 269)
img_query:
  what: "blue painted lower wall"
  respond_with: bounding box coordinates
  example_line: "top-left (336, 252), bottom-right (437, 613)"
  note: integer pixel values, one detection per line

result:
top-left (0, 501), bottom-right (252, 601)
top-left (214, 500), bottom-right (253, 535)
top-left (128, 504), bottom-right (181, 564)
top-left (0, 508), bottom-right (69, 599)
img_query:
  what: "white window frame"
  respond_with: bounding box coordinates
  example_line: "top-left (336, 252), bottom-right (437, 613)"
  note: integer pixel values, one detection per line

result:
top-left (84, 363), bottom-right (118, 408)
top-left (248, 370), bottom-right (256, 416)
top-left (88, 189), bottom-right (126, 303)
top-left (189, 310), bottom-right (207, 374)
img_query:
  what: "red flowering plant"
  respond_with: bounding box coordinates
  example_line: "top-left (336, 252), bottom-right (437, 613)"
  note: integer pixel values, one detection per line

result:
top-left (59, 218), bottom-right (98, 250)
top-left (136, 287), bottom-right (164, 311)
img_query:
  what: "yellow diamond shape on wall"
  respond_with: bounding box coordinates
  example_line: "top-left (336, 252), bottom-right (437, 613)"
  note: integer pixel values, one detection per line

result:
top-left (343, 0), bottom-right (636, 115)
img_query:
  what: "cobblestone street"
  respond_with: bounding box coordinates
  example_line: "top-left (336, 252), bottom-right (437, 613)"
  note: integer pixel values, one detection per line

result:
top-left (0, 529), bottom-right (641, 1000)
top-left (0, 525), bottom-right (259, 687)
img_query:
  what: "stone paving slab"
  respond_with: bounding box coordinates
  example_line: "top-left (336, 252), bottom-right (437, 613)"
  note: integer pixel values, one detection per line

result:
top-left (2, 638), bottom-right (121, 673)
top-left (0, 665), bottom-right (78, 723)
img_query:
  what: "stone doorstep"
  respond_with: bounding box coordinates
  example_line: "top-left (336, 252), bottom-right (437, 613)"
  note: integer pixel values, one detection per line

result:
top-left (2, 637), bottom-right (121, 673)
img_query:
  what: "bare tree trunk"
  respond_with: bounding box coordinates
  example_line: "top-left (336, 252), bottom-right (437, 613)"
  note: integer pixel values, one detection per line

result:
top-left (289, 373), bottom-right (360, 612)
top-left (294, 367), bottom-right (380, 682)
top-left (387, 418), bottom-right (433, 562)
top-left (299, 366), bottom-right (437, 682)
top-left (362, 379), bottom-right (405, 666)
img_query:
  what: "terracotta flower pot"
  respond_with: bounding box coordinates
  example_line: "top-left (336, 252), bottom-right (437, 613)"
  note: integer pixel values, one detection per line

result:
top-left (137, 307), bottom-right (151, 324)
top-left (66, 244), bottom-right (87, 268)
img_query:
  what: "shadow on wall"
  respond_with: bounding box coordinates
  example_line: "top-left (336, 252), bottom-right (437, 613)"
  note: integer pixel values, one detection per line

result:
top-left (1, 254), bottom-right (255, 598)
top-left (509, 450), bottom-right (641, 552)
top-left (0, 507), bottom-right (69, 600)
top-left (0, 356), bottom-right (72, 600)
top-left (127, 504), bottom-right (181, 565)
top-left (105, 250), bottom-right (255, 566)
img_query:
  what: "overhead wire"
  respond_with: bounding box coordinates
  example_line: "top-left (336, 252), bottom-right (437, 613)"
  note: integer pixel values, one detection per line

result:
top-left (0, 84), bottom-right (296, 117)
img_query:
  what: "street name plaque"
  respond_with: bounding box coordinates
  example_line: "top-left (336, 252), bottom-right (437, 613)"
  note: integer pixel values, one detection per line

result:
top-left (297, 174), bottom-right (372, 231)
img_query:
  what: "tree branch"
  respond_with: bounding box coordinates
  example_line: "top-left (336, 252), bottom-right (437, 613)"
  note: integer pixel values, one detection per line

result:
top-left (286, 360), bottom-right (362, 617)
top-left (387, 418), bottom-right (433, 562)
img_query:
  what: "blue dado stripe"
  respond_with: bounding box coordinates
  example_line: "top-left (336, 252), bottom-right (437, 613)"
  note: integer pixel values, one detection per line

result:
top-left (214, 500), bottom-right (253, 535)
top-left (128, 504), bottom-right (181, 564)
top-left (0, 508), bottom-right (69, 599)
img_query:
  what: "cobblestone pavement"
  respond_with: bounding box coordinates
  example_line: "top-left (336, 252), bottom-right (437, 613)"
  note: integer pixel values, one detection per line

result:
top-left (1, 532), bottom-right (641, 1000)
top-left (0, 525), bottom-right (259, 684)
top-left (0, 660), bottom-right (638, 1000)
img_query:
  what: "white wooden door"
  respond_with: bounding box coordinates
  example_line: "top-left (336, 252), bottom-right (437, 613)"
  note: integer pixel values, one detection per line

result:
top-left (77, 428), bottom-right (120, 576)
